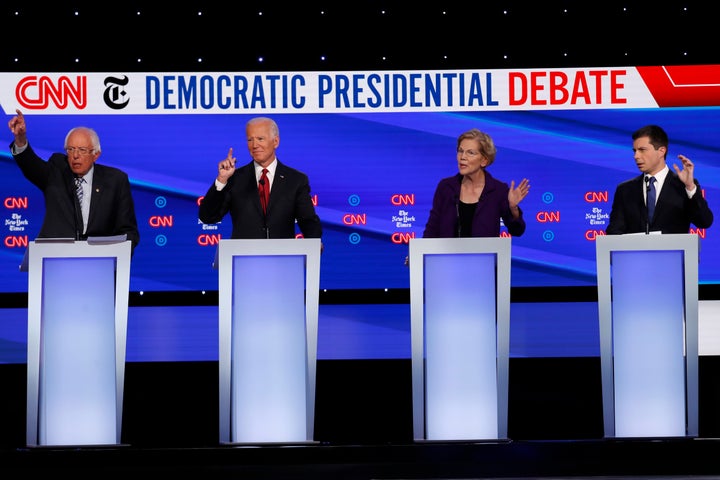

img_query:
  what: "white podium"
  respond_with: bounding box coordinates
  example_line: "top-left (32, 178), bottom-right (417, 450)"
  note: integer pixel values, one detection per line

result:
top-left (25, 238), bottom-right (132, 447)
top-left (409, 237), bottom-right (511, 441)
top-left (596, 233), bottom-right (699, 438)
top-left (217, 238), bottom-right (321, 444)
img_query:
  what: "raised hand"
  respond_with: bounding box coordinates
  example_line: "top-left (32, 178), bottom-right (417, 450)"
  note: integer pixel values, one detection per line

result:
top-left (216, 147), bottom-right (237, 184)
top-left (508, 178), bottom-right (530, 208)
top-left (8, 109), bottom-right (27, 147)
top-left (673, 154), bottom-right (696, 191)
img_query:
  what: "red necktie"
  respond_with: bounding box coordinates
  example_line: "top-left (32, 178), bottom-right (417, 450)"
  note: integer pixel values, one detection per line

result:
top-left (259, 168), bottom-right (270, 214)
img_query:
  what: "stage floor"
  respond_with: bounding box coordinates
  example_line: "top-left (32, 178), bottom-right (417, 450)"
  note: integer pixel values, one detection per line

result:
top-left (3, 358), bottom-right (720, 478)
top-left (3, 439), bottom-right (720, 479)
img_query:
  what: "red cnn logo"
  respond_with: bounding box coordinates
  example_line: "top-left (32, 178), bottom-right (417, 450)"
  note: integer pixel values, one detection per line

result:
top-left (585, 230), bottom-right (606, 240)
top-left (149, 215), bottom-right (174, 228)
top-left (4, 235), bottom-right (28, 248)
top-left (4, 197), bottom-right (29, 209)
top-left (342, 213), bottom-right (367, 225)
top-left (391, 232), bottom-right (415, 244)
top-left (16, 76), bottom-right (87, 109)
top-left (536, 211), bottom-right (561, 222)
top-left (391, 194), bottom-right (415, 206)
top-left (197, 234), bottom-right (222, 246)
top-left (690, 228), bottom-right (707, 239)
top-left (584, 191), bottom-right (609, 202)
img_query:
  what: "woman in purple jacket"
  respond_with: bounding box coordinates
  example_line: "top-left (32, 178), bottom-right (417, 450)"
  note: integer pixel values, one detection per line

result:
top-left (423, 128), bottom-right (530, 238)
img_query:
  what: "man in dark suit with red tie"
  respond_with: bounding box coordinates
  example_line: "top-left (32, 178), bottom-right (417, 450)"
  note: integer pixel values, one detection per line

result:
top-left (198, 116), bottom-right (322, 240)
top-left (8, 109), bottom-right (140, 253)
top-left (606, 124), bottom-right (713, 235)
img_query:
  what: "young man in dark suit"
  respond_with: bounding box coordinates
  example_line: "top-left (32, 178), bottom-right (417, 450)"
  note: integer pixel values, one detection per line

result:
top-left (8, 109), bottom-right (140, 253)
top-left (606, 124), bottom-right (713, 235)
top-left (198, 116), bottom-right (322, 240)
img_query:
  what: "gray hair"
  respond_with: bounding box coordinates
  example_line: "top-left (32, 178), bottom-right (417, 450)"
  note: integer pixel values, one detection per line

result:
top-left (64, 126), bottom-right (102, 153)
top-left (246, 117), bottom-right (279, 138)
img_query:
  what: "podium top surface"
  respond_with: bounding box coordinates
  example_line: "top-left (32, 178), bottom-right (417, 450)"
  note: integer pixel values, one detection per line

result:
top-left (595, 233), bottom-right (699, 254)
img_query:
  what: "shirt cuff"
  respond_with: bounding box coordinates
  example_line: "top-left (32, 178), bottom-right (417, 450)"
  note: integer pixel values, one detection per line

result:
top-left (11, 142), bottom-right (28, 155)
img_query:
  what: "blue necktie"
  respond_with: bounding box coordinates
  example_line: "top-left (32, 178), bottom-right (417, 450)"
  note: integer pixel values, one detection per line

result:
top-left (646, 176), bottom-right (656, 221)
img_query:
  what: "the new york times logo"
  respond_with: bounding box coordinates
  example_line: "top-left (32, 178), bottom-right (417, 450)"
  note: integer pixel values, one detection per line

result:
top-left (103, 75), bottom-right (130, 110)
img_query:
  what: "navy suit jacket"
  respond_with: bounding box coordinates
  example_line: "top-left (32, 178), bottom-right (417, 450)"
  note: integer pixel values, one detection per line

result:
top-left (606, 171), bottom-right (713, 234)
top-left (12, 143), bottom-right (140, 252)
top-left (422, 171), bottom-right (526, 238)
top-left (198, 160), bottom-right (322, 239)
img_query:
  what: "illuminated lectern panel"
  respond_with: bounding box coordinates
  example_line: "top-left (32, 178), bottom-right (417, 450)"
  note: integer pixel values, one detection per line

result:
top-left (217, 238), bottom-right (321, 444)
top-left (26, 239), bottom-right (131, 446)
top-left (409, 237), bottom-right (511, 441)
top-left (596, 234), bottom-right (698, 438)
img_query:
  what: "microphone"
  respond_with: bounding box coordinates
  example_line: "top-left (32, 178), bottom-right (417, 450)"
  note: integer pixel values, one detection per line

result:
top-left (259, 178), bottom-right (265, 186)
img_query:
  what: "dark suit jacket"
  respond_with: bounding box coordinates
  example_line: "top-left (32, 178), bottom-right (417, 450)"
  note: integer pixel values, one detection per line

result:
top-left (422, 171), bottom-right (526, 238)
top-left (12, 143), bottom-right (140, 252)
top-left (606, 171), bottom-right (713, 234)
top-left (198, 160), bottom-right (322, 239)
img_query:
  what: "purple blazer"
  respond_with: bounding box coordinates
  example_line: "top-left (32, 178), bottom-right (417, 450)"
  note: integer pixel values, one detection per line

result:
top-left (422, 171), bottom-right (526, 238)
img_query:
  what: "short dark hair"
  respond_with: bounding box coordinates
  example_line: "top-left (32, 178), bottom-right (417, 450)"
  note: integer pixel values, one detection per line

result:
top-left (632, 124), bottom-right (668, 158)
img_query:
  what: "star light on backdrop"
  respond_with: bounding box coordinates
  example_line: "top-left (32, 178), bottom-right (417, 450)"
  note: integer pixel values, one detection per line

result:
top-left (2, 2), bottom-right (714, 72)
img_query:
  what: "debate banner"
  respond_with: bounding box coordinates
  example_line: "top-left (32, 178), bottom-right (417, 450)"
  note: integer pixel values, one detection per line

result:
top-left (1, 65), bottom-right (718, 293)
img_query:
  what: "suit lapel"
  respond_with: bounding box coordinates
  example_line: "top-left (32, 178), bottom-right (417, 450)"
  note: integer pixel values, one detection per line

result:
top-left (268, 162), bottom-right (288, 212)
top-left (653, 172), bottom-right (678, 215)
top-left (86, 167), bottom-right (96, 227)
top-left (244, 162), bottom-right (264, 215)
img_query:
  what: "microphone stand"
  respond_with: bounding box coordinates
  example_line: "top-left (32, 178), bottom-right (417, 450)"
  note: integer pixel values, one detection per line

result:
top-left (455, 195), bottom-right (460, 237)
top-left (259, 178), bottom-right (269, 238)
top-left (644, 175), bottom-right (651, 235)
top-left (69, 176), bottom-right (82, 240)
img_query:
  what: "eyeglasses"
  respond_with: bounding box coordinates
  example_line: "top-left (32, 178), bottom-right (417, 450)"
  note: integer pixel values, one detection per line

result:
top-left (457, 148), bottom-right (480, 157)
top-left (66, 147), bottom-right (95, 155)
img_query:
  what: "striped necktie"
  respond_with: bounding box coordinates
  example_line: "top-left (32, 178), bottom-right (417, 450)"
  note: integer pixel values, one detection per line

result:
top-left (75, 176), bottom-right (84, 204)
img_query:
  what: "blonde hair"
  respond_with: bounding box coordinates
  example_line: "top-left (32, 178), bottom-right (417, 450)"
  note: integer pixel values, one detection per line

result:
top-left (457, 128), bottom-right (496, 166)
